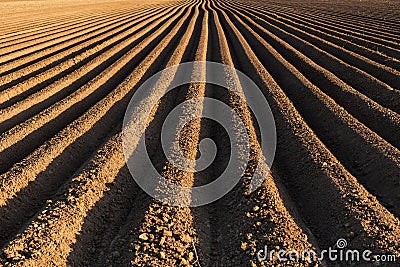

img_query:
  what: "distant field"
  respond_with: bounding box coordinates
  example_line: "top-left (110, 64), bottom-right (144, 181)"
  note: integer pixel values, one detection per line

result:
top-left (0, 0), bottom-right (399, 266)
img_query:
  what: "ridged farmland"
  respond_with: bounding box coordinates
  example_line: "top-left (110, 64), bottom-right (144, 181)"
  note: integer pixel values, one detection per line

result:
top-left (0, 0), bottom-right (399, 266)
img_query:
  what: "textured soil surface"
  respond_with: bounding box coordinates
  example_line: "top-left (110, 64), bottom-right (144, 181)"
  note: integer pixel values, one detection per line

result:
top-left (0, 0), bottom-right (399, 266)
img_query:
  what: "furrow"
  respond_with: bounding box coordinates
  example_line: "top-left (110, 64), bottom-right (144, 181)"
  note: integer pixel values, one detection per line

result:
top-left (260, 5), bottom-right (400, 68)
top-left (220, 0), bottom-right (400, 222)
top-left (262, 5), bottom-right (400, 45)
top-left (0, 6), bottom-right (165, 83)
top-left (0, 11), bottom-right (101, 38)
top-left (0, 8), bottom-right (137, 50)
top-left (223, 2), bottom-right (400, 107)
top-left (219, 1), bottom-right (400, 148)
top-left (0, 3), bottom-right (198, 265)
top-left (214, 1), bottom-right (400, 264)
top-left (265, 1), bottom-right (400, 30)
top-left (0, 1), bottom-right (399, 266)
top-left (0, 1), bottom-right (165, 38)
top-left (236, 1), bottom-right (400, 55)
top-left (266, 4), bottom-right (400, 38)
top-left (226, 1), bottom-right (400, 94)
top-left (0, 8), bottom-right (165, 64)
top-left (0, 5), bottom-right (159, 48)
top-left (232, 1), bottom-right (400, 36)
top-left (0, 1), bottom-right (192, 244)
top-left (0, 6), bottom-right (173, 128)
top-left (100, 3), bottom-right (205, 266)
top-left (189, 2), bottom-right (320, 266)
top-left (0, 2), bottom-right (188, 173)
top-left (0, 12), bottom-right (112, 44)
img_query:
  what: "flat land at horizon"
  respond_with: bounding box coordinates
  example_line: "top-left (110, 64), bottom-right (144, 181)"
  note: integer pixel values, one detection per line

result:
top-left (0, 0), bottom-right (399, 266)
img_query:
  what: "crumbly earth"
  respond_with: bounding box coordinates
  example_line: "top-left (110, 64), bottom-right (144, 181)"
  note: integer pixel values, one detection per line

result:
top-left (0, 0), bottom-right (399, 266)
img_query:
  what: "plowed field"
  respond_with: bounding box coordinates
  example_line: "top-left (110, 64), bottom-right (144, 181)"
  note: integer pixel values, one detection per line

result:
top-left (0, 0), bottom-right (399, 266)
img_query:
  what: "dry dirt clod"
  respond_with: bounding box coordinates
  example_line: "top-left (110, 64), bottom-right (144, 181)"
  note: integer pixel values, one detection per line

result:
top-left (138, 233), bottom-right (149, 241)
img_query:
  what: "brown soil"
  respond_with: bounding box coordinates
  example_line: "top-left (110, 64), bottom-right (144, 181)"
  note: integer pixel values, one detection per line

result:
top-left (0, 0), bottom-right (399, 266)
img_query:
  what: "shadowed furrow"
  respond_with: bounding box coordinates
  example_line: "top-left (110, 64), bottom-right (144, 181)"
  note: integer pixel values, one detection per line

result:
top-left (0, 0), bottom-right (399, 266)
